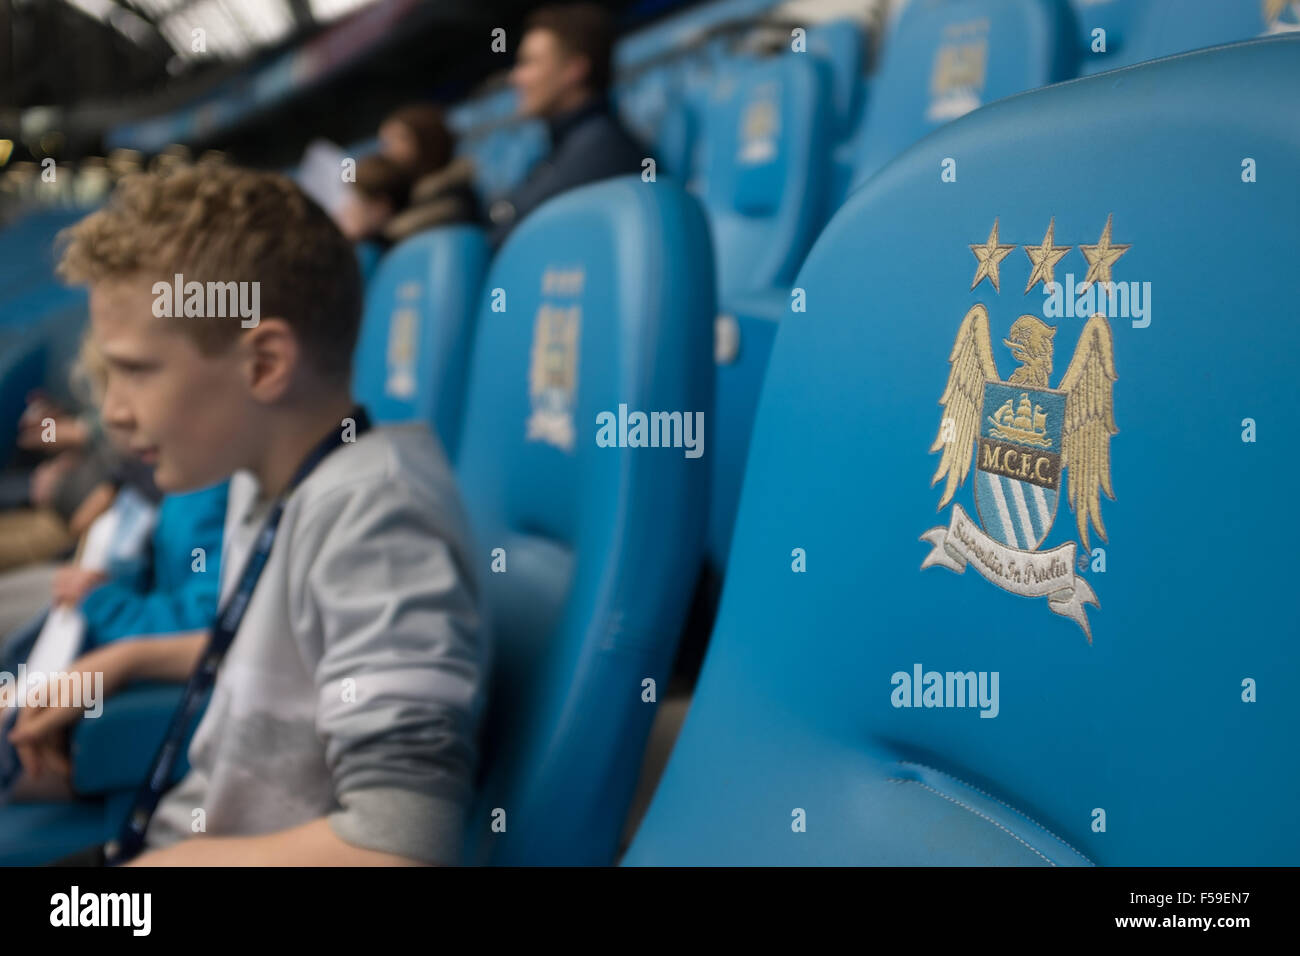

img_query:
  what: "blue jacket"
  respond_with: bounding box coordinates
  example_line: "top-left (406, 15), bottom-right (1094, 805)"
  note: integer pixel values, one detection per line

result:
top-left (80, 481), bottom-right (228, 645)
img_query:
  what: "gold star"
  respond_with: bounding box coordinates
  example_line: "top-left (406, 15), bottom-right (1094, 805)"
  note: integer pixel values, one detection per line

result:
top-left (1265, 0), bottom-right (1288, 26)
top-left (1078, 213), bottom-right (1130, 292)
top-left (1023, 217), bottom-right (1072, 294)
top-left (969, 218), bottom-right (1016, 293)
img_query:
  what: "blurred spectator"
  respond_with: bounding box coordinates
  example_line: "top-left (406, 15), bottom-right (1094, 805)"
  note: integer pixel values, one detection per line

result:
top-left (337, 153), bottom-right (413, 248)
top-left (0, 332), bottom-right (160, 627)
top-left (489, 2), bottom-right (647, 246)
top-left (380, 103), bottom-right (453, 180)
top-left (378, 103), bottom-right (483, 239)
top-left (0, 330), bottom-right (150, 573)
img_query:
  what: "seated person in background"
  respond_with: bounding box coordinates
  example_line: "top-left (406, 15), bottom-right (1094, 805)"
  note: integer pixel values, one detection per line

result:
top-left (10, 164), bottom-right (488, 866)
top-left (0, 392), bottom-right (116, 574)
top-left (337, 153), bottom-right (413, 249)
top-left (378, 104), bottom-right (483, 238)
top-left (2, 480), bottom-right (227, 803)
top-left (489, 2), bottom-right (648, 246)
top-left (1, 334), bottom-right (227, 804)
top-left (0, 328), bottom-right (161, 586)
top-left (53, 481), bottom-right (226, 650)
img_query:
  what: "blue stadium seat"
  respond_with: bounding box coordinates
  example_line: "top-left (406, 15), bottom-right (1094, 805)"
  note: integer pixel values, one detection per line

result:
top-left (0, 683), bottom-right (200, 865)
top-left (0, 209), bottom-right (85, 307)
top-left (700, 52), bottom-right (832, 300)
top-left (616, 62), bottom-right (682, 149)
top-left (354, 240), bottom-right (384, 286)
top-left (803, 18), bottom-right (870, 231)
top-left (456, 176), bottom-right (714, 865)
top-left (465, 122), bottom-right (547, 204)
top-left (352, 225), bottom-right (490, 460)
top-left (0, 303), bottom-right (86, 465)
top-left (612, 0), bottom-right (782, 74)
top-left (804, 18), bottom-right (866, 141)
top-left (447, 98), bottom-right (485, 137)
top-left (0, 333), bottom-right (47, 465)
top-left (452, 88), bottom-right (539, 202)
top-left (642, 46), bottom-right (725, 182)
top-left (0, 803), bottom-right (111, 867)
top-left (494, 122), bottom-right (548, 198)
top-left (654, 91), bottom-right (699, 180)
top-left (1069, 0), bottom-right (1144, 74)
top-left (852, 0), bottom-right (1077, 191)
top-left (698, 51), bottom-right (833, 570)
top-left (1119, 0), bottom-right (1300, 65)
top-left (624, 35), bottom-right (1300, 865)
top-left (1072, 0), bottom-right (1300, 75)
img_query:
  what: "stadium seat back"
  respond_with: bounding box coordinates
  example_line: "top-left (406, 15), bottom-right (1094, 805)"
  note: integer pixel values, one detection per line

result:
top-left (495, 121), bottom-right (548, 196)
top-left (853, 0), bottom-right (1077, 188)
top-left (693, 53), bottom-right (833, 573)
top-left (804, 18), bottom-right (866, 140)
top-left (625, 36), bottom-right (1300, 866)
top-left (0, 302), bottom-right (86, 464)
top-left (458, 114), bottom-right (547, 206)
top-left (617, 62), bottom-right (681, 148)
top-left (1069, 0), bottom-right (1144, 73)
top-left (456, 177), bottom-right (714, 864)
top-left (699, 52), bottom-right (834, 299)
top-left (354, 239), bottom-right (384, 286)
top-left (0, 209), bottom-right (85, 303)
top-left (352, 226), bottom-right (490, 460)
top-left (652, 48), bottom-right (724, 182)
top-left (0, 336), bottom-right (46, 464)
top-left (1122, 0), bottom-right (1300, 64)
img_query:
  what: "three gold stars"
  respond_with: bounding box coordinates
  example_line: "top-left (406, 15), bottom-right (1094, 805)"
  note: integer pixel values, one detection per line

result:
top-left (1078, 213), bottom-right (1130, 292)
top-left (1022, 217), bottom-right (1071, 294)
top-left (966, 216), bottom-right (1130, 294)
top-left (969, 218), bottom-right (1016, 293)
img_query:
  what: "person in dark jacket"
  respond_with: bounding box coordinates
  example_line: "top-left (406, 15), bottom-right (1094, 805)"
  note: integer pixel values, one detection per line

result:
top-left (489, 3), bottom-right (648, 246)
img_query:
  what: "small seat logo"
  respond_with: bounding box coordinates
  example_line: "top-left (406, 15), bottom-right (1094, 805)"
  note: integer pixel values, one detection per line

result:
top-left (927, 19), bottom-right (989, 122)
top-left (526, 302), bottom-right (581, 452)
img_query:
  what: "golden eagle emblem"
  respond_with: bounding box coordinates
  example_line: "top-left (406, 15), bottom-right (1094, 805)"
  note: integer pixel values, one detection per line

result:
top-left (930, 305), bottom-right (1117, 551)
top-left (921, 305), bottom-right (1118, 641)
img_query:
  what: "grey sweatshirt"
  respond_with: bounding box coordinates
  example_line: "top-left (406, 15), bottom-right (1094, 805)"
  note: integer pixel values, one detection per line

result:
top-left (144, 424), bottom-right (489, 864)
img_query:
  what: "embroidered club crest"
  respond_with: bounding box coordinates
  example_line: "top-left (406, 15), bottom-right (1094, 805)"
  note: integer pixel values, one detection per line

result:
top-left (920, 304), bottom-right (1118, 641)
top-left (739, 84), bottom-right (780, 165)
top-left (927, 20), bottom-right (988, 122)
top-left (385, 306), bottom-right (418, 399)
top-left (385, 280), bottom-right (422, 400)
top-left (526, 303), bottom-right (580, 452)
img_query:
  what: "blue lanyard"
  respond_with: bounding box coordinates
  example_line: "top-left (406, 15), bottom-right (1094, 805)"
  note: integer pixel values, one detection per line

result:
top-left (104, 407), bottom-right (371, 865)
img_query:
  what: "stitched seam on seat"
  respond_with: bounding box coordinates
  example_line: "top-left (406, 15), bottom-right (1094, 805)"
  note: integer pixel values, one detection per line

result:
top-left (897, 760), bottom-right (1093, 865)
top-left (888, 778), bottom-right (1056, 866)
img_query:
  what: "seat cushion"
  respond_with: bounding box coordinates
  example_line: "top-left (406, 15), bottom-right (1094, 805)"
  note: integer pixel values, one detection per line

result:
top-left (0, 800), bottom-right (109, 867)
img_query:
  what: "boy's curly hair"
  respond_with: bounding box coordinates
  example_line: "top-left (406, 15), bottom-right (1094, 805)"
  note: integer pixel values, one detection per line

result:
top-left (57, 164), bottom-right (362, 382)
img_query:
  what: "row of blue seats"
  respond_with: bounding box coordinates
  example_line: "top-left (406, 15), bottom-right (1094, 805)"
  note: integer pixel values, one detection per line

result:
top-left (626, 32), bottom-right (1299, 865)
top-left (374, 32), bottom-right (1300, 864)
top-left (454, 0), bottom-right (1300, 577)
top-left (17, 33), bottom-right (1288, 865)
top-left (458, 0), bottom-right (1300, 209)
